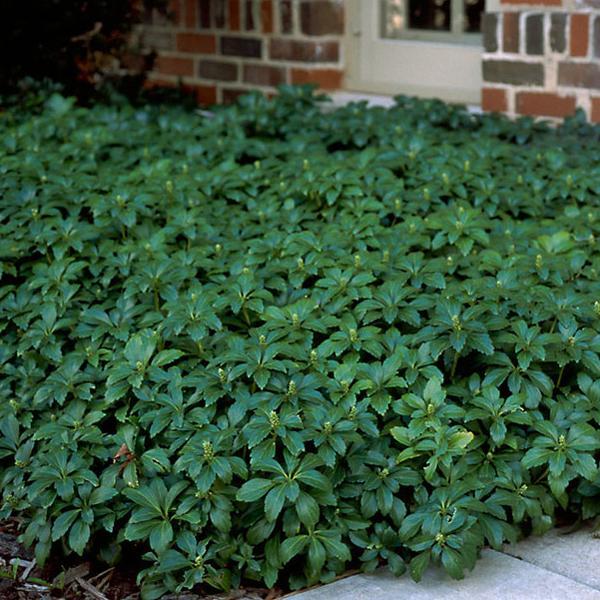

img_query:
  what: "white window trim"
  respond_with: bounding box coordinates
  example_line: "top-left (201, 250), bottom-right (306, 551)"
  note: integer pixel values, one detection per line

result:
top-left (344, 0), bottom-right (487, 105)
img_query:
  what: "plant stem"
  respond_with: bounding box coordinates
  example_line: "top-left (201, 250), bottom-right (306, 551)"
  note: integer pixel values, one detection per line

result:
top-left (533, 466), bottom-right (549, 485)
top-left (549, 315), bottom-right (558, 334)
top-left (451, 351), bottom-right (460, 379)
top-left (242, 306), bottom-right (251, 326)
top-left (555, 364), bottom-right (566, 390)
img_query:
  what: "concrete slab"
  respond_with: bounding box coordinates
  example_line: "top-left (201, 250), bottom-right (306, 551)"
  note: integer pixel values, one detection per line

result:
top-left (326, 91), bottom-right (482, 114)
top-left (287, 549), bottom-right (600, 600)
top-left (504, 525), bottom-right (600, 591)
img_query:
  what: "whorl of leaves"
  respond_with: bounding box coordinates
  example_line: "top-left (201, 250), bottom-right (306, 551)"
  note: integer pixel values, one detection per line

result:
top-left (1, 86), bottom-right (600, 599)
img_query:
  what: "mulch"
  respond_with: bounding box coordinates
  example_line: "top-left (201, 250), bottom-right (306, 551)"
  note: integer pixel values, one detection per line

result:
top-left (0, 520), bottom-right (280, 600)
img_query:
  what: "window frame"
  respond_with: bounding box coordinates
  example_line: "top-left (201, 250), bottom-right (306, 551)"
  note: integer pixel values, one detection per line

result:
top-left (380, 0), bottom-right (483, 46)
top-left (344, 0), bottom-right (487, 105)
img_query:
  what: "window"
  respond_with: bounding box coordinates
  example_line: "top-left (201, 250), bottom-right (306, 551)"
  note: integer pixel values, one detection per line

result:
top-left (381, 0), bottom-right (485, 44)
top-left (345, 0), bottom-right (487, 104)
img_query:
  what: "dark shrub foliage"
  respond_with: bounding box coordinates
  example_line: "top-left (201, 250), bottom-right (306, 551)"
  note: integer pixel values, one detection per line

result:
top-left (0, 0), bottom-right (165, 100)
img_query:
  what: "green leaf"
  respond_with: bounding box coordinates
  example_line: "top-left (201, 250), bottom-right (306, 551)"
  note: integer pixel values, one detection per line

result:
top-left (470, 333), bottom-right (494, 355)
top-left (149, 520), bottom-right (173, 553)
top-left (152, 349), bottom-right (184, 367)
top-left (52, 509), bottom-right (80, 541)
top-left (409, 551), bottom-right (430, 582)
top-left (296, 491), bottom-right (320, 528)
top-left (295, 469), bottom-right (331, 492)
top-left (281, 535), bottom-right (309, 563)
top-left (307, 538), bottom-right (326, 574)
top-left (237, 478), bottom-right (274, 502)
top-left (156, 549), bottom-right (190, 573)
top-left (441, 547), bottom-right (465, 579)
top-left (573, 454), bottom-right (597, 480)
top-left (522, 447), bottom-right (552, 469)
top-left (448, 430), bottom-right (474, 450)
top-left (264, 485), bottom-right (287, 522)
top-left (68, 520), bottom-right (90, 555)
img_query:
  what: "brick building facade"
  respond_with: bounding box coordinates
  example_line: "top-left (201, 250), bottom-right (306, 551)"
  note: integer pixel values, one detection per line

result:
top-left (141, 0), bottom-right (345, 105)
top-left (482, 0), bottom-right (600, 121)
top-left (140, 0), bottom-right (600, 122)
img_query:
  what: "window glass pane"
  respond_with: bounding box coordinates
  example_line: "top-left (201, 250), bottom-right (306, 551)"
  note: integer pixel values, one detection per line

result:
top-left (381, 0), bottom-right (405, 38)
top-left (408, 0), bottom-right (451, 31)
top-left (463, 0), bottom-right (485, 32)
top-left (381, 0), bottom-right (485, 38)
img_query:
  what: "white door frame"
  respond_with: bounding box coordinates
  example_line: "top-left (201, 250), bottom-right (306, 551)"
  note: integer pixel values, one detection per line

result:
top-left (344, 0), bottom-right (490, 105)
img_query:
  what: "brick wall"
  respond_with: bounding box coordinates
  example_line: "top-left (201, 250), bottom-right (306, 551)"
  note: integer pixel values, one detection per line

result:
top-left (140, 0), bottom-right (345, 104)
top-left (140, 0), bottom-right (600, 122)
top-left (482, 0), bottom-right (600, 121)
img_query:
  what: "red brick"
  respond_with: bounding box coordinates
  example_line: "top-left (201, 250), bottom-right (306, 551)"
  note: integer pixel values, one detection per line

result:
top-left (245, 0), bottom-right (255, 30)
top-left (193, 84), bottom-right (217, 105)
top-left (261, 0), bottom-right (274, 33)
top-left (501, 0), bottom-right (561, 4)
top-left (185, 0), bottom-right (197, 28)
top-left (481, 87), bottom-right (508, 112)
top-left (199, 0), bottom-right (211, 27)
top-left (525, 14), bottom-right (544, 55)
top-left (300, 0), bottom-right (344, 35)
top-left (482, 14), bottom-right (498, 53)
top-left (229, 0), bottom-right (241, 30)
top-left (483, 60), bottom-right (544, 86)
top-left (570, 14), bottom-right (590, 57)
top-left (215, 1), bottom-right (226, 27)
top-left (198, 60), bottom-right (238, 81)
top-left (558, 62), bottom-right (600, 88)
top-left (155, 56), bottom-right (194, 77)
top-left (270, 39), bottom-right (339, 62)
top-left (503, 13), bottom-right (520, 53)
top-left (145, 78), bottom-right (217, 106)
top-left (141, 29), bottom-right (175, 51)
top-left (516, 91), bottom-right (576, 117)
top-left (221, 36), bottom-right (262, 57)
top-left (143, 77), bottom-right (177, 91)
top-left (169, 82), bottom-right (216, 105)
top-left (168, 0), bottom-right (183, 25)
top-left (121, 52), bottom-right (149, 72)
top-left (550, 13), bottom-right (567, 52)
top-left (243, 63), bottom-right (286, 86)
top-left (280, 0), bottom-right (293, 33)
top-left (290, 68), bottom-right (343, 90)
top-left (176, 33), bottom-right (216, 54)
top-left (222, 88), bottom-right (250, 104)
top-left (591, 97), bottom-right (600, 123)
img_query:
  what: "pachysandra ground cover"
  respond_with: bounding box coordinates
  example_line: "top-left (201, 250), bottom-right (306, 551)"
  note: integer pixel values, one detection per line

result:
top-left (1, 87), bottom-right (600, 598)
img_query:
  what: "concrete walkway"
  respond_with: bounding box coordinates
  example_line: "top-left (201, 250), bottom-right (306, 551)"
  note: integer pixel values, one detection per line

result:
top-left (288, 525), bottom-right (600, 600)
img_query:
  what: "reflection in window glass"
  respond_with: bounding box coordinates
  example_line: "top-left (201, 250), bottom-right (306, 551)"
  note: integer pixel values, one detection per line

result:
top-left (463, 0), bottom-right (485, 32)
top-left (381, 0), bottom-right (485, 38)
top-left (382, 0), bottom-right (404, 39)
top-left (408, 0), bottom-right (451, 31)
